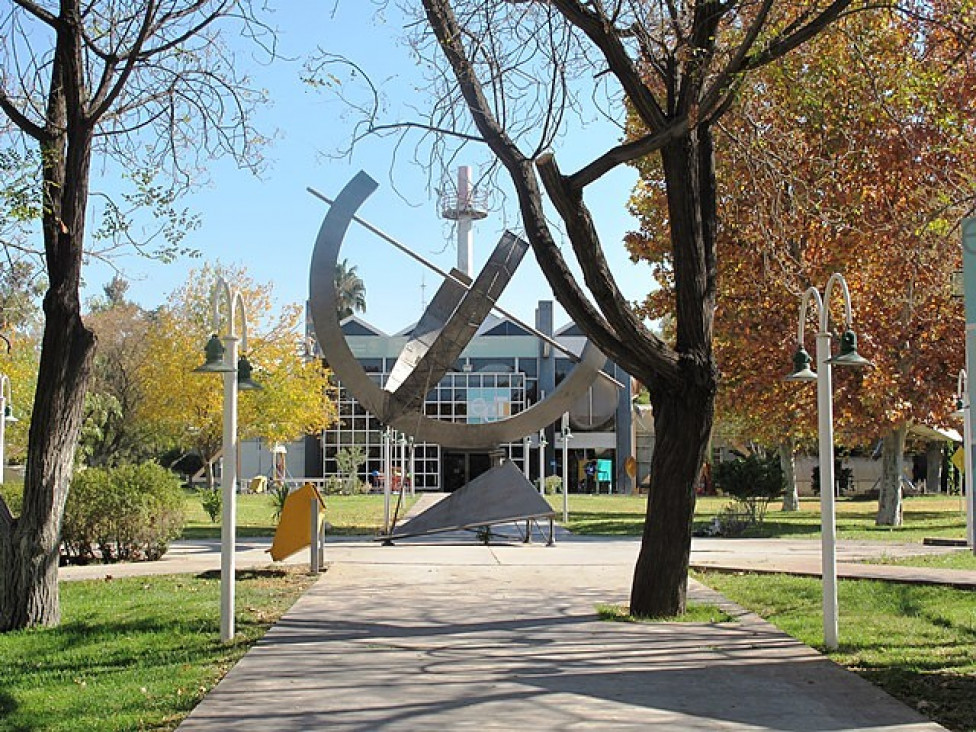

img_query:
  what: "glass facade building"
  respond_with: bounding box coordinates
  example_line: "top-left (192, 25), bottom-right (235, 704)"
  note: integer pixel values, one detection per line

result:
top-left (306, 300), bottom-right (634, 493)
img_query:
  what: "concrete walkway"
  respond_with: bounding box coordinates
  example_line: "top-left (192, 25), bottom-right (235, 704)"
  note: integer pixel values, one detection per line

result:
top-left (689, 537), bottom-right (976, 589)
top-left (59, 534), bottom-right (976, 589)
top-left (166, 534), bottom-right (961, 731)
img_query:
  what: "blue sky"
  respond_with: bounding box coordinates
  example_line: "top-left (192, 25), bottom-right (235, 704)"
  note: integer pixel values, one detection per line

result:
top-left (84, 2), bottom-right (654, 335)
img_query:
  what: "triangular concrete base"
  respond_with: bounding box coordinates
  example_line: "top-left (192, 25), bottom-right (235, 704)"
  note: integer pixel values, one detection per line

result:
top-left (379, 460), bottom-right (555, 540)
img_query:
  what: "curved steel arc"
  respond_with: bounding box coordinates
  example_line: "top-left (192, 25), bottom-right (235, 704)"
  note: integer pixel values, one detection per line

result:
top-left (308, 171), bottom-right (606, 448)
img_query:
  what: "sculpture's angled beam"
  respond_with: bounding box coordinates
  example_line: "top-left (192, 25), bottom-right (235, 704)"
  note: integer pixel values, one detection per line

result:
top-left (387, 232), bottom-right (529, 416)
top-left (385, 269), bottom-right (471, 396)
top-left (307, 185), bottom-right (624, 389)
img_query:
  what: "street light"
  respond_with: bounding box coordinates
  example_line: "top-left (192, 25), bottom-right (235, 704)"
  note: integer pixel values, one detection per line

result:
top-left (0, 374), bottom-right (18, 480)
top-left (785, 273), bottom-right (872, 651)
top-left (192, 276), bottom-right (260, 642)
top-left (953, 371), bottom-right (975, 553)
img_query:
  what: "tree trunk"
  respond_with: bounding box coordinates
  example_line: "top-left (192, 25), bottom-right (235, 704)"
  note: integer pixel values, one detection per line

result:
top-left (630, 127), bottom-right (717, 618)
top-left (204, 457), bottom-right (216, 492)
top-left (925, 441), bottom-right (943, 495)
top-left (0, 257), bottom-right (96, 631)
top-left (877, 424), bottom-right (907, 527)
top-left (779, 439), bottom-right (799, 511)
top-left (631, 385), bottom-right (713, 617)
top-left (0, 17), bottom-right (97, 630)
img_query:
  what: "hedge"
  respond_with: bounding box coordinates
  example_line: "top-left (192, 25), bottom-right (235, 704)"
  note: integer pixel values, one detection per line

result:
top-left (62, 462), bottom-right (186, 563)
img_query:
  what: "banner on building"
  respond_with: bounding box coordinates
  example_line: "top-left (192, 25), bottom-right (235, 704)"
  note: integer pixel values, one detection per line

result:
top-left (467, 387), bottom-right (512, 424)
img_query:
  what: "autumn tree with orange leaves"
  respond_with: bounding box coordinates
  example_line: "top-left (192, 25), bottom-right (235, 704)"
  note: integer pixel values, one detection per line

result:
top-left (627, 7), bottom-right (975, 525)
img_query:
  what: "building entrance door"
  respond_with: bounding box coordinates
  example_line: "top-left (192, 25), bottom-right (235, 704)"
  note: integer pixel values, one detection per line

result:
top-left (442, 451), bottom-right (493, 492)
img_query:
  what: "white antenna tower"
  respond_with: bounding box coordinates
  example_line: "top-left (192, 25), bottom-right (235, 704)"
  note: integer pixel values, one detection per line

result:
top-left (419, 273), bottom-right (428, 311)
top-left (439, 166), bottom-right (488, 278)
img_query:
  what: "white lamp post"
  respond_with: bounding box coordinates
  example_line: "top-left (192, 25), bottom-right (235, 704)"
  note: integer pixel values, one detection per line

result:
top-left (953, 371), bottom-right (975, 553)
top-left (0, 374), bottom-right (18, 480)
top-left (398, 433), bottom-right (408, 495)
top-left (382, 427), bottom-right (392, 534)
top-left (560, 412), bottom-right (572, 523)
top-left (407, 436), bottom-right (416, 497)
top-left (192, 276), bottom-right (260, 643)
top-left (537, 428), bottom-right (547, 494)
top-left (786, 273), bottom-right (872, 651)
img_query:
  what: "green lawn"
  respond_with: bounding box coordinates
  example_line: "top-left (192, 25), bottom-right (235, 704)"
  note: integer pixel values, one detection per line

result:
top-left (549, 494), bottom-right (970, 542)
top-left (0, 569), bottom-right (315, 732)
top-left (182, 491), bottom-right (418, 539)
top-left (597, 601), bottom-right (735, 623)
top-left (864, 550), bottom-right (976, 571)
top-left (694, 570), bottom-right (976, 732)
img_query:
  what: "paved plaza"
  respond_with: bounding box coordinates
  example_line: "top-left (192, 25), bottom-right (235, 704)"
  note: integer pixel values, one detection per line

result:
top-left (152, 532), bottom-right (961, 731)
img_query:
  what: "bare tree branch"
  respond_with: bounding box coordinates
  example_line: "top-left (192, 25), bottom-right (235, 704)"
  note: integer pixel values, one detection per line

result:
top-left (537, 152), bottom-right (680, 380)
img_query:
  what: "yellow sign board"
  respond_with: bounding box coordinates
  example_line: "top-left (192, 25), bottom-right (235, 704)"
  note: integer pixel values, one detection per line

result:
top-left (268, 483), bottom-right (326, 562)
top-left (952, 447), bottom-right (966, 474)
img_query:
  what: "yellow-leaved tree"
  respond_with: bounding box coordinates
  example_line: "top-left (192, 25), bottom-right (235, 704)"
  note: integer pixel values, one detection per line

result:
top-left (0, 330), bottom-right (40, 471)
top-left (137, 263), bottom-right (336, 488)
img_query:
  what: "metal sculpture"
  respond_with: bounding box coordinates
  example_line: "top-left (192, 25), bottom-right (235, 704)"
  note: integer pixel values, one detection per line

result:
top-left (308, 171), bottom-right (606, 449)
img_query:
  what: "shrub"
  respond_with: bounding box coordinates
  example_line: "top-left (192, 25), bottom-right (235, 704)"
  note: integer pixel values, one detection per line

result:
top-left (335, 445), bottom-right (367, 494)
top-left (322, 475), bottom-right (368, 496)
top-left (269, 481), bottom-right (294, 520)
top-left (62, 462), bottom-right (186, 563)
top-left (200, 487), bottom-right (221, 523)
top-left (715, 502), bottom-right (752, 536)
top-left (543, 475), bottom-right (563, 495)
top-left (0, 482), bottom-right (22, 517)
top-left (713, 452), bottom-right (784, 528)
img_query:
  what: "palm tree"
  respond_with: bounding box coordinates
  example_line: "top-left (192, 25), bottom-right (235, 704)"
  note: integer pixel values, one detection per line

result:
top-left (335, 259), bottom-right (367, 320)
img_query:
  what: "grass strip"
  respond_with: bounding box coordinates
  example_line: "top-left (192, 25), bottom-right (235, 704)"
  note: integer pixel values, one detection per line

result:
top-left (0, 567), bottom-right (316, 732)
top-left (694, 569), bottom-right (976, 732)
top-left (182, 492), bottom-right (418, 539)
top-left (596, 602), bottom-right (735, 623)
top-left (550, 494), bottom-right (969, 542)
top-left (863, 551), bottom-right (976, 571)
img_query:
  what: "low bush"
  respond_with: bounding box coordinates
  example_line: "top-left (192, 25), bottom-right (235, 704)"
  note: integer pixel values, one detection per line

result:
top-left (0, 482), bottom-right (22, 516)
top-left (322, 475), bottom-right (368, 496)
top-left (200, 487), bottom-right (221, 523)
top-left (269, 482), bottom-right (290, 520)
top-left (543, 475), bottom-right (563, 495)
top-left (713, 452), bottom-right (784, 530)
top-left (62, 462), bottom-right (186, 563)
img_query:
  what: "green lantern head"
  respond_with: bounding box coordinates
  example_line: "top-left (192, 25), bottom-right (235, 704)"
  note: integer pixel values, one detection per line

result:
top-left (827, 329), bottom-right (872, 368)
top-left (786, 345), bottom-right (817, 382)
top-left (236, 353), bottom-right (262, 391)
top-left (193, 334), bottom-right (235, 373)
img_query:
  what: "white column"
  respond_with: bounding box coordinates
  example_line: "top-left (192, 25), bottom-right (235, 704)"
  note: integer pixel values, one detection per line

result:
top-left (399, 435), bottom-right (407, 496)
top-left (538, 429), bottom-right (546, 494)
top-left (963, 219), bottom-right (976, 553)
top-left (220, 335), bottom-right (239, 643)
top-left (457, 166), bottom-right (474, 277)
top-left (310, 497), bottom-right (320, 574)
top-left (409, 440), bottom-right (416, 497)
top-left (561, 413), bottom-right (570, 523)
top-left (816, 329), bottom-right (838, 651)
top-left (383, 428), bottom-right (391, 533)
top-left (964, 392), bottom-right (973, 551)
top-left (966, 342), bottom-right (976, 553)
